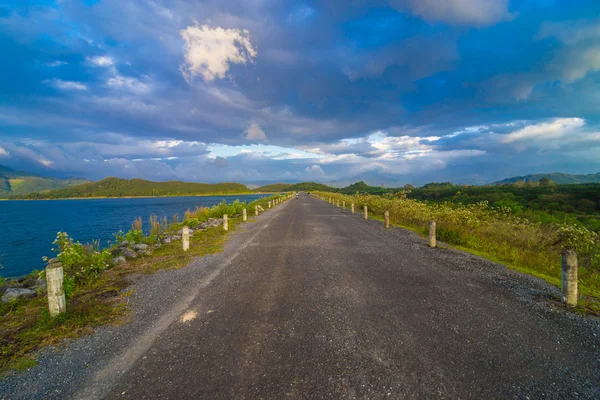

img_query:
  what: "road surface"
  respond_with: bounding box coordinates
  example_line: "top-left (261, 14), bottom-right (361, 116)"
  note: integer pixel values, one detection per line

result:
top-left (2, 194), bottom-right (600, 399)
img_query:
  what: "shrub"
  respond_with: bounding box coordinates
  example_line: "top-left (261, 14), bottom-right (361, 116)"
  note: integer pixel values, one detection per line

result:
top-left (52, 232), bottom-right (112, 286)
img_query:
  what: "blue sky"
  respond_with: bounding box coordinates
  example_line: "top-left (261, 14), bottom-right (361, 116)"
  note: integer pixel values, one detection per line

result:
top-left (1, 0), bottom-right (600, 186)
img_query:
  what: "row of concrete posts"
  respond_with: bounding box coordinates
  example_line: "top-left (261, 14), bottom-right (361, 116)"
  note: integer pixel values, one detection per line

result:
top-left (324, 194), bottom-right (580, 308)
top-left (45, 194), bottom-right (289, 317)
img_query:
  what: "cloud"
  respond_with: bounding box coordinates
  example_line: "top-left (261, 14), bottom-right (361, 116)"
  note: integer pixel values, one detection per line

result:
top-left (212, 156), bottom-right (228, 168)
top-left (241, 122), bottom-right (267, 141)
top-left (106, 74), bottom-right (152, 94)
top-left (304, 164), bottom-right (326, 176)
top-left (391, 0), bottom-right (512, 26)
top-left (501, 118), bottom-right (585, 144)
top-left (87, 56), bottom-right (114, 67)
top-left (179, 24), bottom-right (257, 82)
top-left (0, 146), bottom-right (9, 157)
top-left (46, 60), bottom-right (67, 67)
top-left (538, 18), bottom-right (600, 46)
top-left (43, 79), bottom-right (88, 91)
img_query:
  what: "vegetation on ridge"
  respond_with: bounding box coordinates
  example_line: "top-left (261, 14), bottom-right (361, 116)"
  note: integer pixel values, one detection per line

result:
top-left (14, 177), bottom-right (250, 199)
top-left (0, 164), bottom-right (88, 197)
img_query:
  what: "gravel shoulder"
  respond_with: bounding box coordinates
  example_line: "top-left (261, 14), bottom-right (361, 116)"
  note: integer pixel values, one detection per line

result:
top-left (1, 195), bottom-right (599, 399)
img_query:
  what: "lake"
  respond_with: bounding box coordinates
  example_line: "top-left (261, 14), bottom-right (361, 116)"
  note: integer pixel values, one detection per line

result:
top-left (0, 194), bottom-right (269, 278)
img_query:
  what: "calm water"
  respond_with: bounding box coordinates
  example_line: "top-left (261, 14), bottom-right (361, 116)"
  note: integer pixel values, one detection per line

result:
top-left (0, 195), bottom-right (268, 278)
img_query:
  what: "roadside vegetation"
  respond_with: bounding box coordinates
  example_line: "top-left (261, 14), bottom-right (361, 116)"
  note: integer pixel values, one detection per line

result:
top-left (0, 195), bottom-right (286, 375)
top-left (315, 191), bottom-right (600, 312)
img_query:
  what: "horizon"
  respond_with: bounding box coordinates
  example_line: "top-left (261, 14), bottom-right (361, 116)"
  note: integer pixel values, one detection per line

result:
top-left (5, 162), bottom-right (600, 189)
top-left (2, 1), bottom-right (600, 185)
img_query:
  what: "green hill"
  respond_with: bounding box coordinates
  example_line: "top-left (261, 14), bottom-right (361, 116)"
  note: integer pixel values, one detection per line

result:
top-left (494, 172), bottom-right (600, 185)
top-left (253, 182), bottom-right (338, 193)
top-left (16, 177), bottom-right (250, 199)
top-left (253, 183), bottom-right (293, 192)
top-left (0, 165), bottom-right (89, 197)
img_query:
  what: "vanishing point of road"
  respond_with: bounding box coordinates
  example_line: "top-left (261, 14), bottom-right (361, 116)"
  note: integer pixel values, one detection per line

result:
top-left (2, 194), bottom-right (599, 399)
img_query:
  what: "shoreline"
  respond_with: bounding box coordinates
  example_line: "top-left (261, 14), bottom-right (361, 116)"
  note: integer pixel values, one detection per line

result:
top-left (0, 192), bottom-right (284, 201)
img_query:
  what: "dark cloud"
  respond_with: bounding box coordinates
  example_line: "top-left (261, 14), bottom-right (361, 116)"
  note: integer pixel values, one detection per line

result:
top-left (1, 0), bottom-right (600, 184)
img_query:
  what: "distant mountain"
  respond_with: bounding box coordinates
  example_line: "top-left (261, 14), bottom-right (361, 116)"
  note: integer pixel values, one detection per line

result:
top-left (0, 164), bottom-right (89, 197)
top-left (254, 181), bottom-right (341, 193)
top-left (16, 177), bottom-right (250, 199)
top-left (253, 183), bottom-right (293, 192)
top-left (494, 172), bottom-right (600, 185)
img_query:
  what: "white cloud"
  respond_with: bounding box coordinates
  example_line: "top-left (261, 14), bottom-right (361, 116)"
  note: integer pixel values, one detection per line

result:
top-left (242, 122), bottom-right (267, 141)
top-left (304, 164), bottom-right (325, 176)
top-left (501, 118), bottom-right (585, 143)
top-left (558, 47), bottom-right (600, 84)
top-left (44, 79), bottom-right (88, 91)
top-left (107, 74), bottom-right (152, 94)
top-left (46, 60), bottom-right (67, 67)
top-left (392, 0), bottom-right (512, 26)
top-left (0, 146), bottom-right (9, 157)
top-left (87, 56), bottom-right (114, 67)
top-left (179, 24), bottom-right (257, 82)
top-left (538, 19), bottom-right (600, 46)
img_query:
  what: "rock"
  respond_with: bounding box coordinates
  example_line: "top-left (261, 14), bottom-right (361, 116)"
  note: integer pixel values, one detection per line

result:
top-left (111, 247), bottom-right (124, 257)
top-left (47, 257), bottom-right (59, 264)
top-left (199, 222), bottom-right (209, 229)
top-left (137, 249), bottom-right (153, 256)
top-left (170, 235), bottom-right (181, 241)
top-left (153, 243), bottom-right (162, 248)
top-left (36, 276), bottom-right (47, 289)
top-left (20, 276), bottom-right (38, 288)
top-left (2, 288), bottom-right (36, 303)
top-left (161, 237), bottom-right (172, 244)
top-left (123, 248), bottom-right (137, 259)
top-left (112, 256), bottom-right (127, 265)
top-left (132, 243), bottom-right (149, 251)
top-left (119, 241), bottom-right (129, 247)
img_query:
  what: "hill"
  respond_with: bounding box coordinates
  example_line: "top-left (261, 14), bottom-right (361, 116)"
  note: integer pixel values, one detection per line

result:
top-left (253, 183), bottom-right (293, 192)
top-left (253, 182), bottom-right (337, 193)
top-left (0, 165), bottom-right (89, 197)
top-left (494, 172), bottom-right (600, 185)
top-left (16, 177), bottom-right (250, 199)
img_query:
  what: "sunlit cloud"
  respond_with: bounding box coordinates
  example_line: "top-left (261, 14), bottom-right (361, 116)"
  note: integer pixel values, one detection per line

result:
top-left (180, 24), bottom-right (257, 82)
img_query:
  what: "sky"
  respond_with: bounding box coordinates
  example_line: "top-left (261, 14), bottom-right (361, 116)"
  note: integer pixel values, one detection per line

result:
top-left (1, 0), bottom-right (600, 186)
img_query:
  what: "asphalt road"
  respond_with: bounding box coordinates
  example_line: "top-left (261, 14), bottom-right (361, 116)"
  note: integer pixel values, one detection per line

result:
top-left (2, 194), bottom-right (600, 399)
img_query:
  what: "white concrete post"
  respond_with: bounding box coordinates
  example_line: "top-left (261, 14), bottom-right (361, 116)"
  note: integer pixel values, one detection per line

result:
top-left (429, 221), bottom-right (436, 248)
top-left (337, 200), bottom-right (340, 208)
top-left (562, 250), bottom-right (578, 307)
top-left (255, 206), bottom-right (259, 216)
top-left (182, 226), bottom-right (190, 251)
top-left (385, 210), bottom-right (390, 228)
top-left (243, 208), bottom-right (247, 222)
top-left (351, 203), bottom-right (355, 214)
top-left (364, 205), bottom-right (368, 220)
top-left (223, 214), bottom-right (228, 231)
top-left (46, 262), bottom-right (66, 317)
top-left (342, 201), bottom-right (345, 209)
top-left (268, 201), bottom-right (271, 208)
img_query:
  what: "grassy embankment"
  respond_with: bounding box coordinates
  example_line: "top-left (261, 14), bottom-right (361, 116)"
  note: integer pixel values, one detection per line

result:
top-left (315, 191), bottom-right (600, 313)
top-left (0, 194), bottom-right (288, 375)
